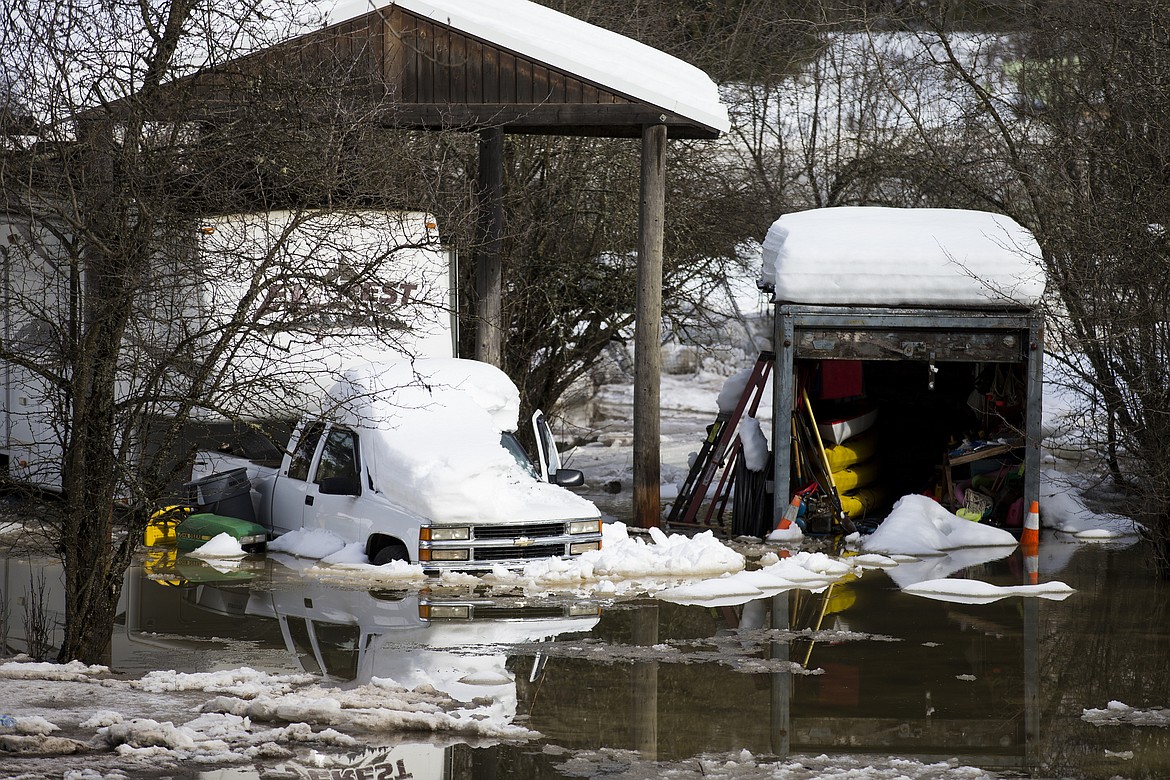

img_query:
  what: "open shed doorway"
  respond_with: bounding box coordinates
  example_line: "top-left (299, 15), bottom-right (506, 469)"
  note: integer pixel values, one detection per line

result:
top-left (774, 306), bottom-right (1043, 536)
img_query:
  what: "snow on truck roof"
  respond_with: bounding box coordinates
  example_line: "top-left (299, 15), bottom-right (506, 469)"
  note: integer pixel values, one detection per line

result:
top-left (323, 0), bottom-right (730, 136)
top-left (759, 207), bottom-right (1045, 308)
top-left (325, 357), bottom-right (599, 524)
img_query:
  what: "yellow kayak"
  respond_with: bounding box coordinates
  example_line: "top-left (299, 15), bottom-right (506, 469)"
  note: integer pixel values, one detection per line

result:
top-left (823, 431), bottom-right (878, 472)
top-left (839, 487), bottom-right (885, 519)
top-left (831, 459), bottom-right (880, 492)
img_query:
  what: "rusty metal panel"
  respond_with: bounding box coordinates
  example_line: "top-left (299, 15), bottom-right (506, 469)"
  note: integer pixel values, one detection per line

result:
top-left (794, 328), bottom-right (1027, 362)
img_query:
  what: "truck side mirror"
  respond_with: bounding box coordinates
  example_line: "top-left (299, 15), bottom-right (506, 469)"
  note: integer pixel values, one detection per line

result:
top-left (553, 468), bottom-right (585, 488)
top-left (318, 475), bottom-right (362, 496)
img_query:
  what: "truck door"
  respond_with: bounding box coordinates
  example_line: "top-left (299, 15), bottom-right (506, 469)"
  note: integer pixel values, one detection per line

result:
top-left (270, 421), bottom-right (325, 534)
top-left (302, 425), bottom-right (368, 543)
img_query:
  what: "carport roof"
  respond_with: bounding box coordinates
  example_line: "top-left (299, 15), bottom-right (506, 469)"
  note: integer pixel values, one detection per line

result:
top-left (319, 0), bottom-right (730, 138)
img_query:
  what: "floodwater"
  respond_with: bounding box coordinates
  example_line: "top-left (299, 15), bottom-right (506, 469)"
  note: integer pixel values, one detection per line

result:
top-left (2, 528), bottom-right (1169, 780)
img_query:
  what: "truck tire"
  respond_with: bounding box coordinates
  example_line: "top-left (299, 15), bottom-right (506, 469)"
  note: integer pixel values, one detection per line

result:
top-left (372, 542), bottom-right (409, 565)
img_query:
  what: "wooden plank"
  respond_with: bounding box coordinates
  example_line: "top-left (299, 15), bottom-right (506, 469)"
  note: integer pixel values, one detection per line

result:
top-left (498, 51), bottom-right (516, 103)
top-left (448, 27), bottom-right (467, 102)
top-left (566, 76), bottom-right (582, 104)
top-left (480, 44), bottom-right (498, 103)
top-left (793, 328), bottom-right (1028, 362)
top-left (549, 70), bottom-right (566, 102)
top-left (513, 52), bottom-right (531, 102)
top-left (382, 12), bottom-right (405, 97)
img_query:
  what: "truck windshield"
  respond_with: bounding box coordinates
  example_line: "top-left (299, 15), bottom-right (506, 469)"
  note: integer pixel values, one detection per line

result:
top-left (500, 433), bottom-right (539, 480)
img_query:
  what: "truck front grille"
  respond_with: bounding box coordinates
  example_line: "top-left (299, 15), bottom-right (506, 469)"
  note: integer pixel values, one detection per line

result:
top-left (473, 543), bottom-right (566, 561)
top-left (473, 522), bottom-right (564, 540)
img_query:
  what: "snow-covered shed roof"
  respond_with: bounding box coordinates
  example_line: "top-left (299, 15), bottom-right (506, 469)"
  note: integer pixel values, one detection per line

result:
top-left (322, 0), bottom-right (729, 138)
top-left (759, 207), bottom-right (1045, 309)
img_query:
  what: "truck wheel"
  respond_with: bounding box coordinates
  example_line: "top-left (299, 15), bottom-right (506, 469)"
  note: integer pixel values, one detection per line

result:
top-left (372, 542), bottom-right (409, 565)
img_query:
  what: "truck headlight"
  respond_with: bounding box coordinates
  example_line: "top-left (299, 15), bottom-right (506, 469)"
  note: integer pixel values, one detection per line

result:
top-left (421, 526), bottom-right (471, 541)
top-left (569, 540), bottom-right (601, 555)
top-left (569, 519), bottom-right (602, 535)
top-left (239, 533), bottom-right (267, 546)
top-left (427, 548), bottom-right (470, 561)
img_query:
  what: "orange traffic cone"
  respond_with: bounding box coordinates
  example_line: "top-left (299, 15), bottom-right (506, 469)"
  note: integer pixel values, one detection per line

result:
top-left (1020, 500), bottom-right (1040, 548)
top-left (777, 495), bottom-right (801, 531)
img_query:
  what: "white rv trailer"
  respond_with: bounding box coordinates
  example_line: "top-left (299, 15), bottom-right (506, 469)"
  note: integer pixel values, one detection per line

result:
top-left (0, 207), bottom-right (457, 491)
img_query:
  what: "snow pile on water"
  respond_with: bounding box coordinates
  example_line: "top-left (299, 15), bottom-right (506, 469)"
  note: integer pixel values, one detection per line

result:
top-left (189, 533), bottom-right (247, 559)
top-left (860, 495), bottom-right (1018, 555)
top-left (302, 521), bottom-right (745, 594)
top-left (0, 659), bottom-right (108, 681)
top-left (657, 551), bottom-right (864, 607)
top-left (1040, 467), bottom-right (1140, 539)
top-left (0, 658), bottom-right (534, 766)
top-left (133, 667), bottom-right (316, 697)
top-left (1082, 701), bottom-right (1170, 728)
top-left (269, 528), bottom-right (349, 558)
top-left (556, 747), bottom-right (1008, 779)
top-left (492, 522), bottom-right (745, 592)
top-left (902, 578), bottom-right (1074, 604)
top-left (0, 716), bottom-right (60, 735)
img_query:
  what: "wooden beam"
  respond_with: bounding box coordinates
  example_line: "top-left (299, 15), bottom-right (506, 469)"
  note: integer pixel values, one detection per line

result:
top-left (379, 103), bottom-right (721, 139)
top-left (474, 127), bottom-right (504, 367)
top-left (634, 123), bottom-right (667, 529)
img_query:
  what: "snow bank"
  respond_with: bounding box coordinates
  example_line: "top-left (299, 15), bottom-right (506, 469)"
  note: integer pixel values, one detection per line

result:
top-left (760, 207), bottom-right (1045, 308)
top-left (327, 358), bottom-right (599, 524)
top-left (1040, 467), bottom-right (1140, 539)
top-left (860, 494), bottom-right (1019, 555)
top-left (492, 522), bottom-right (745, 592)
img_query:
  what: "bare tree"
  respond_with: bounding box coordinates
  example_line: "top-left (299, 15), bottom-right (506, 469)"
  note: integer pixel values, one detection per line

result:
top-left (0, 0), bottom-right (466, 662)
top-left (870, 1), bottom-right (1170, 572)
top-left (692, 0), bottom-right (1170, 571)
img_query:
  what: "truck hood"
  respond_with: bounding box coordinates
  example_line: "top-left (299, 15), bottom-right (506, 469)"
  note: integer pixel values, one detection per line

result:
top-left (327, 358), bottom-right (599, 524)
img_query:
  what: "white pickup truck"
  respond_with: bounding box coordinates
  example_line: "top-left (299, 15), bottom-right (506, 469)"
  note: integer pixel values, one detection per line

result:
top-left (189, 357), bottom-right (603, 570)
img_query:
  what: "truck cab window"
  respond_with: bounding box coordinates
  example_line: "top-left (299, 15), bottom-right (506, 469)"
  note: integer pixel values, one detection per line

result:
top-left (314, 428), bottom-right (361, 485)
top-left (287, 422), bottom-right (325, 481)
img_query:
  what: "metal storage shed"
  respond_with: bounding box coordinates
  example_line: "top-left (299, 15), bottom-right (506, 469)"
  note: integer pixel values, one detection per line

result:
top-left (763, 207), bottom-right (1046, 532)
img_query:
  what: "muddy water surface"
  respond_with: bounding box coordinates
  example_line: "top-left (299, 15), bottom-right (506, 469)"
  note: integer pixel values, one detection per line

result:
top-left (2, 531), bottom-right (1168, 780)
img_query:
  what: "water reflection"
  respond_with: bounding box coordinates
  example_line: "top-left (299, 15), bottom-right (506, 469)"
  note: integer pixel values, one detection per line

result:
top-left (4, 537), bottom-right (1170, 778)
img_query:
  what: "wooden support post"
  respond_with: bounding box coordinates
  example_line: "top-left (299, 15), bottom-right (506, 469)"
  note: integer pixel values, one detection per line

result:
top-left (634, 123), bottom-right (667, 528)
top-left (474, 126), bottom-right (504, 367)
